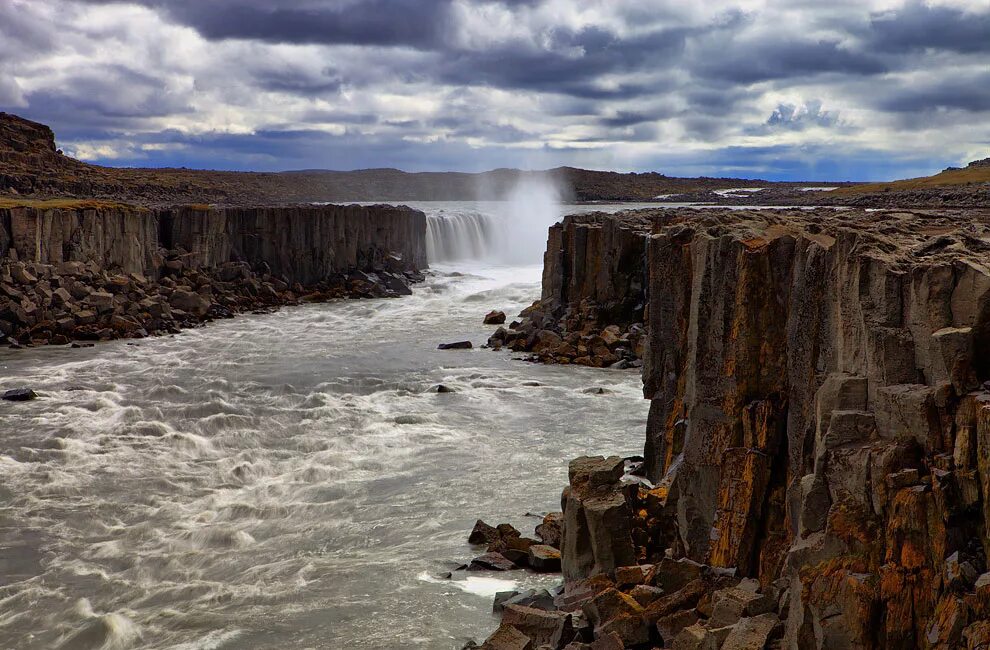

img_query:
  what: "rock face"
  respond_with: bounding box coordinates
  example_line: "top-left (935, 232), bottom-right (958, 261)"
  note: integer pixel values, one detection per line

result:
top-left (489, 213), bottom-right (651, 367)
top-left (0, 201), bottom-right (427, 346)
top-left (491, 206), bottom-right (990, 650)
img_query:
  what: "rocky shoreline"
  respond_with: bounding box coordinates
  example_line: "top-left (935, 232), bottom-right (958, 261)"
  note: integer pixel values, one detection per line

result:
top-left (0, 202), bottom-right (427, 348)
top-left (487, 212), bottom-right (651, 368)
top-left (470, 206), bottom-right (990, 649)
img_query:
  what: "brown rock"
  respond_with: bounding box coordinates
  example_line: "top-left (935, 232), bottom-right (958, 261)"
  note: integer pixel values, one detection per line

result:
top-left (485, 310), bottom-right (507, 325)
top-left (480, 624), bottom-right (533, 650)
top-left (501, 605), bottom-right (573, 649)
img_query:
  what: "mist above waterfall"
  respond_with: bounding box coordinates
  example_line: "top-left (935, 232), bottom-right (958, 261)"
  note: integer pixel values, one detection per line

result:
top-left (425, 175), bottom-right (562, 265)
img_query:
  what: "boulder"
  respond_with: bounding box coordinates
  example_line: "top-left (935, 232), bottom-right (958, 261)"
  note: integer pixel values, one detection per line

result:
top-left (501, 604), bottom-right (573, 649)
top-left (468, 520), bottom-right (500, 545)
top-left (485, 310), bottom-right (507, 325)
top-left (169, 289), bottom-right (211, 317)
top-left (721, 613), bottom-right (780, 650)
top-left (2, 388), bottom-right (37, 401)
top-left (469, 552), bottom-right (518, 572)
top-left (536, 512), bottom-right (564, 548)
top-left (528, 545), bottom-right (562, 572)
top-left (480, 624), bottom-right (533, 650)
top-left (439, 341), bottom-right (473, 350)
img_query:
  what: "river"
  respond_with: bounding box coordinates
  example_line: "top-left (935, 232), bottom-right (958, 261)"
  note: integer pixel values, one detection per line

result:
top-left (0, 201), bottom-right (651, 649)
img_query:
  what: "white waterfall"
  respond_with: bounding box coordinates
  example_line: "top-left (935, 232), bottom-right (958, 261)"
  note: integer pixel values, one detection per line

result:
top-left (426, 211), bottom-right (500, 262)
top-left (425, 176), bottom-right (562, 265)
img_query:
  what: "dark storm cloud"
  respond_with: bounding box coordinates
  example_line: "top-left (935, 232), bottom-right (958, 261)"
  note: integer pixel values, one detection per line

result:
top-left (873, 74), bottom-right (990, 114)
top-left (869, 1), bottom-right (990, 54)
top-left (77, 0), bottom-right (457, 48)
top-left (692, 37), bottom-right (888, 84)
top-left (4, 0), bottom-right (988, 180)
top-left (435, 25), bottom-right (691, 98)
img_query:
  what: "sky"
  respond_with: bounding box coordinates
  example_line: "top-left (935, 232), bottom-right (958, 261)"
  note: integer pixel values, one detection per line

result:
top-left (0, 0), bottom-right (987, 181)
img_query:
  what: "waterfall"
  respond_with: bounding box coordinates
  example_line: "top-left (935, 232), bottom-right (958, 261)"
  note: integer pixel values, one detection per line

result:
top-left (425, 176), bottom-right (562, 265)
top-left (426, 211), bottom-right (501, 262)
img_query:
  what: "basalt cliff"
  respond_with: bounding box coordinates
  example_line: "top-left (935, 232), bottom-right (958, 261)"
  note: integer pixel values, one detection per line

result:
top-left (0, 202), bottom-right (427, 346)
top-left (478, 207), bottom-right (990, 650)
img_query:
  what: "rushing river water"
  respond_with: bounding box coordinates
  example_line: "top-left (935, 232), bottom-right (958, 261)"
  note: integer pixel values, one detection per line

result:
top-left (0, 201), bottom-right (652, 649)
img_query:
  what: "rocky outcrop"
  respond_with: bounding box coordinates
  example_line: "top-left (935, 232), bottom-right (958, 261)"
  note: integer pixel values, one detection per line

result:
top-left (483, 206), bottom-right (990, 649)
top-left (0, 201), bottom-right (426, 345)
top-left (488, 212), bottom-right (652, 368)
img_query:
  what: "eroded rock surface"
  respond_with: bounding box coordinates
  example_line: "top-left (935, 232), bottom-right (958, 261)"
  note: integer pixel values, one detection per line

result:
top-left (0, 202), bottom-right (427, 346)
top-left (481, 207), bottom-right (990, 649)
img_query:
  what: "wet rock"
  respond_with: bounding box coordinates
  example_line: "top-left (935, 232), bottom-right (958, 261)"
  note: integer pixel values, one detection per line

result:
top-left (468, 520), bottom-right (500, 545)
top-left (528, 545), bottom-right (562, 572)
top-left (469, 552), bottom-right (518, 572)
top-left (485, 310), bottom-right (507, 325)
top-left (2, 388), bottom-right (37, 401)
top-left (438, 341), bottom-right (473, 350)
top-left (494, 589), bottom-right (557, 614)
top-left (435, 384), bottom-right (456, 393)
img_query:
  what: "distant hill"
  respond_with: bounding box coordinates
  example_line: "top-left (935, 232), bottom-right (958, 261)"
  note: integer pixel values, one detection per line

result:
top-left (0, 112), bottom-right (835, 206)
top-left (829, 157), bottom-right (990, 208)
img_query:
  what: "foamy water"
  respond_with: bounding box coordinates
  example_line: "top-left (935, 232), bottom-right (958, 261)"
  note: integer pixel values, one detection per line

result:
top-left (0, 202), bottom-right (649, 649)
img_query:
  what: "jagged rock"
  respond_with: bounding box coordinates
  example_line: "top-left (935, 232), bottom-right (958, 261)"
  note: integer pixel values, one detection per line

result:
top-left (655, 609), bottom-right (700, 644)
top-left (501, 605), bottom-right (573, 649)
top-left (485, 310), bottom-right (507, 325)
top-left (480, 624), bottom-right (533, 650)
top-left (469, 552), bottom-right (518, 572)
top-left (469, 520), bottom-right (500, 545)
top-left (582, 588), bottom-right (649, 647)
top-left (561, 456), bottom-right (636, 581)
top-left (672, 622), bottom-right (733, 650)
top-left (628, 584), bottom-right (664, 607)
top-left (494, 589), bottom-right (557, 614)
top-left (169, 289), bottom-right (211, 318)
top-left (536, 512), bottom-right (563, 548)
top-left (528, 545), bottom-right (562, 572)
top-left (721, 613), bottom-right (780, 650)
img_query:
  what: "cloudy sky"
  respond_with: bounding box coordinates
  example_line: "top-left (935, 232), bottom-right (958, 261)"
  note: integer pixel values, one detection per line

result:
top-left (1, 0), bottom-right (987, 180)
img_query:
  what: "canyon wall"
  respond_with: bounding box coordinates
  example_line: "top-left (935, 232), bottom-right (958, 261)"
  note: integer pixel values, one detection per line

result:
top-left (641, 208), bottom-right (990, 648)
top-left (0, 202), bottom-right (427, 345)
top-left (488, 212), bottom-right (652, 367)
top-left (2, 203), bottom-right (426, 279)
top-left (494, 207), bottom-right (990, 650)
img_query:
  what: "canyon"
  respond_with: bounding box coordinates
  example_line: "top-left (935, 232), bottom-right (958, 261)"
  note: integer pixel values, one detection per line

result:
top-left (3, 111), bottom-right (990, 650)
top-left (476, 207), bottom-right (990, 649)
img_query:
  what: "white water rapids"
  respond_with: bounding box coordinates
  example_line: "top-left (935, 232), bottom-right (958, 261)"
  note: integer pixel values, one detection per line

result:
top-left (0, 200), bottom-right (652, 649)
